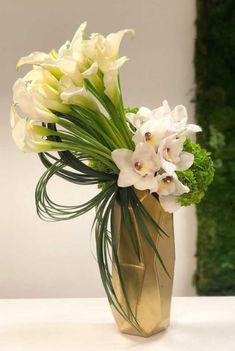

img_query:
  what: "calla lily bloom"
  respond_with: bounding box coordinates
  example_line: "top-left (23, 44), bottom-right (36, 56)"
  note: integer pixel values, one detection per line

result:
top-left (12, 118), bottom-right (56, 153)
top-left (59, 76), bottom-right (99, 111)
top-left (13, 79), bottom-right (59, 123)
top-left (112, 143), bottom-right (159, 190)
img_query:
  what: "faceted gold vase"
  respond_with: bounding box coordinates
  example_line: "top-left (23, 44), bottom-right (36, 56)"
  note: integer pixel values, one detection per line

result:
top-left (111, 191), bottom-right (175, 337)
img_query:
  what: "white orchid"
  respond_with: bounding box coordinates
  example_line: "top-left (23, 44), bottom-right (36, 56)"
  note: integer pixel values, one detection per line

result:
top-left (112, 143), bottom-right (159, 190)
top-left (157, 135), bottom-right (194, 174)
top-left (153, 173), bottom-right (189, 213)
top-left (133, 117), bottom-right (175, 151)
top-left (127, 107), bottom-right (152, 129)
top-left (128, 100), bottom-right (202, 135)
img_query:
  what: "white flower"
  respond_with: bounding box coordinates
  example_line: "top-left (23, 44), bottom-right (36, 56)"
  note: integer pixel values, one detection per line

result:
top-left (23, 66), bottom-right (59, 90)
top-left (16, 51), bottom-right (54, 69)
top-left (91, 28), bottom-right (135, 62)
top-left (157, 135), bottom-right (194, 174)
top-left (13, 79), bottom-right (59, 123)
top-left (133, 117), bottom-right (175, 150)
top-left (112, 143), bottom-right (159, 190)
top-left (152, 173), bottom-right (189, 213)
top-left (12, 118), bottom-right (56, 153)
top-left (59, 76), bottom-right (99, 111)
top-left (10, 105), bottom-right (21, 128)
top-left (127, 100), bottom-right (171, 129)
top-left (170, 103), bottom-right (202, 135)
top-left (127, 107), bottom-right (152, 129)
top-left (91, 29), bottom-right (134, 103)
top-left (128, 100), bottom-right (202, 135)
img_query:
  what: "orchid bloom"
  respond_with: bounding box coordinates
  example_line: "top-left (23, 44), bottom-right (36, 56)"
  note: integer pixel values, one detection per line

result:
top-left (153, 173), bottom-right (190, 213)
top-left (133, 117), bottom-right (175, 151)
top-left (128, 100), bottom-right (202, 135)
top-left (157, 135), bottom-right (194, 174)
top-left (127, 107), bottom-right (153, 129)
top-left (128, 100), bottom-right (172, 129)
top-left (112, 143), bottom-right (159, 190)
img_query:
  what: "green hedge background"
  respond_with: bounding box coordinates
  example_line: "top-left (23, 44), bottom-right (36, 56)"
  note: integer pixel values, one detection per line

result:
top-left (195, 0), bottom-right (235, 295)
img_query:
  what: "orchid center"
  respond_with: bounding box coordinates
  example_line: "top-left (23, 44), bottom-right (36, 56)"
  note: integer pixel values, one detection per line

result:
top-left (134, 161), bottom-right (150, 176)
top-left (165, 147), bottom-right (173, 161)
top-left (163, 176), bottom-right (173, 183)
top-left (134, 161), bottom-right (142, 171)
top-left (144, 132), bottom-right (152, 141)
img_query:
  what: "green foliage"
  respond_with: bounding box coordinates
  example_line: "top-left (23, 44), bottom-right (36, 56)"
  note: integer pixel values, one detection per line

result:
top-left (195, 0), bottom-right (235, 295)
top-left (124, 107), bottom-right (139, 114)
top-left (177, 139), bottom-right (214, 206)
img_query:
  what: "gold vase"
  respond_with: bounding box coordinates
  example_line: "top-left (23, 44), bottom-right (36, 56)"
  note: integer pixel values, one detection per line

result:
top-left (111, 190), bottom-right (175, 337)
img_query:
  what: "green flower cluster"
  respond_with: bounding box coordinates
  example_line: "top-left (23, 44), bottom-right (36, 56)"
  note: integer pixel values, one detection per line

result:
top-left (177, 138), bottom-right (214, 206)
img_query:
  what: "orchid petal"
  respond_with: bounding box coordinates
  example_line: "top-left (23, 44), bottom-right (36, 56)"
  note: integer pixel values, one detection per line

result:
top-left (176, 152), bottom-right (194, 171)
top-left (134, 176), bottom-right (157, 191)
top-left (173, 176), bottom-right (190, 196)
top-left (172, 104), bottom-right (188, 124)
top-left (111, 149), bottom-right (133, 170)
top-left (159, 195), bottom-right (181, 213)
top-left (118, 168), bottom-right (141, 187)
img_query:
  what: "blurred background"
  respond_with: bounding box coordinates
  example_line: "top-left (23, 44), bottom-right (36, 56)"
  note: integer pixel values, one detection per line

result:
top-left (1, 0), bottom-right (232, 299)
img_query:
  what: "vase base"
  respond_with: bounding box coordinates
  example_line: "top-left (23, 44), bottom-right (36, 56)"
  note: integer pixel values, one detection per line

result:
top-left (117, 321), bottom-right (169, 337)
top-left (114, 314), bottom-right (170, 337)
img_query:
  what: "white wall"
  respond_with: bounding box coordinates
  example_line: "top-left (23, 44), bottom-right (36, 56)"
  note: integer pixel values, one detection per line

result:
top-left (0, 0), bottom-right (196, 298)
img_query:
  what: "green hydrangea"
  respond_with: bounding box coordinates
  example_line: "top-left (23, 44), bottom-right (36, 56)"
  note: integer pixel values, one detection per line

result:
top-left (177, 138), bottom-right (214, 206)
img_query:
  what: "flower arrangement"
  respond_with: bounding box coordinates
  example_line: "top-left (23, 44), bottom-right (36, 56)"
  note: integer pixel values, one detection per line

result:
top-left (11, 22), bottom-right (214, 331)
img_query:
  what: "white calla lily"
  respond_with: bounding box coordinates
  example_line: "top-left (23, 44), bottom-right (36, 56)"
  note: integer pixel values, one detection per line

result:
top-left (11, 117), bottom-right (73, 153)
top-left (90, 29), bottom-right (134, 103)
top-left (56, 57), bottom-right (83, 86)
top-left (157, 135), bottom-right (194, 174)
top-left (92, 29), bottom-right (134, 62)
top-left (112, 143), bottom-right (159, 190)
top-left (16, 52), bottom-right (52, 69)
top-left (101, 56), bottom-right (128, 103)
top-left (13, 79), bottom-right (59, 122)
top-left (12, 118), bottom-right (55, 153)
top-left (60, 77), bottom-right (99, 111)
top-left (23, 66), bottom-right (59, 90)
top-left (10, 105), bottom-right (21, 128)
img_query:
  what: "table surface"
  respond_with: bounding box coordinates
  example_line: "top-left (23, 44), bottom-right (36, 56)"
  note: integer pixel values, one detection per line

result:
top-left (0, 297), bottom-right (234, 351)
